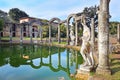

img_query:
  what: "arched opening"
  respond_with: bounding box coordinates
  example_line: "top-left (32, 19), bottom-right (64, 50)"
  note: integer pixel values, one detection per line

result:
top-left (12, 24), bottom-right (16, 37)
top-left (67, 14), bottom-right (76, 45)
top-left (23, 26), bottom-right (26, 37)
top-left (49, 18), bottom-right (61, 43)
top-left (32, 25), bottom-right (38, 38)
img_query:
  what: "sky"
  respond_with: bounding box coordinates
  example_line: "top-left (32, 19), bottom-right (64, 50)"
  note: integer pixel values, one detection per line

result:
top-left (0, 0), bottom-right (119, 21)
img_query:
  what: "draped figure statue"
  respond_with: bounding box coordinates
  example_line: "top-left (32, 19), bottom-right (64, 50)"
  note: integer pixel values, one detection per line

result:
top-left (69, 27), bottom-right (75, 46)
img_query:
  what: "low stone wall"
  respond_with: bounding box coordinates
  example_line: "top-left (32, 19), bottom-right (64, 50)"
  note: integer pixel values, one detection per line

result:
top-left (0, 41), bottom-right (80, 51)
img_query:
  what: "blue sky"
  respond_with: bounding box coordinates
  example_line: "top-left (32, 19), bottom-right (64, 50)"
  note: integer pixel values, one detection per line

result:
top-left (0, 0), bottom-right (119, 21)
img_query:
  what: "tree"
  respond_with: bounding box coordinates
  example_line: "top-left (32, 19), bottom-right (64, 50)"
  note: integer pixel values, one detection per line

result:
top-left (0, 19), bottom-right (4, 31)
top-left (0, 19), bottom-right (4, 41)
top-left (9, 8), bottom-right (29, 22)
top-left (60, 23), bottom-right (66, 38)
top-left (109, 22), bottom-right (119, 35)
top-left (76, 5), bottom-right (98, 28)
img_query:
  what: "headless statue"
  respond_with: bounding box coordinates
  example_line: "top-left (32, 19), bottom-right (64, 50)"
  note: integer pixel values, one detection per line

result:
top-left (70, 27), bottom-right (75, 46)
top-left (80, 16), bottom-right (94, 67)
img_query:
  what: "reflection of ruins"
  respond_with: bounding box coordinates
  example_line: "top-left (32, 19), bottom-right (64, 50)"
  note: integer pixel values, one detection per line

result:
top-left (0, 45), bottom-right (83, 76)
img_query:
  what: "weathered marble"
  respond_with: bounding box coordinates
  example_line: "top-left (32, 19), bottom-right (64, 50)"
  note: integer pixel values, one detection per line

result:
top-left (79, 16), bottom-right (94, 72)
top-left (69, 27), bottom-right (75, 46)
top-left (96, 0), bottom-right (111, 75)
top-left (34, 31), bottom-right (38, 43)
top-left (9, 24), bottom-right (13, 43)
top-left (20, 24), bottom-right (23, 43)
top-left (91, 18), bottom-right (95, 51)
top-left (117, 24), bottom-right (120, 44)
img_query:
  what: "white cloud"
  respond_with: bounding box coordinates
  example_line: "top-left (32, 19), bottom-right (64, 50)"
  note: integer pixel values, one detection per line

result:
top-left (110, 0), bottom-right (120, 21)
top-left (0, 0), bottom-right (120, 21)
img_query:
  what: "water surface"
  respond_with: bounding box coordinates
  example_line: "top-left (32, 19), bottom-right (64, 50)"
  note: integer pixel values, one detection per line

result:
top-left (0, 45), bottom-right (83, 80)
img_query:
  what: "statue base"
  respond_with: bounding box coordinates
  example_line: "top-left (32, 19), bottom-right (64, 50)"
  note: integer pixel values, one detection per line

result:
top-left (76, 65), bottom-right (94, 80)
top-left (78, 65), bottom-right (94, 73)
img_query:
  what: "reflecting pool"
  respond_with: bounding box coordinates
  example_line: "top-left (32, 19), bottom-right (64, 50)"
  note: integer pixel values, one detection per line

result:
top-left (0, 45), bottom-right (83, 80)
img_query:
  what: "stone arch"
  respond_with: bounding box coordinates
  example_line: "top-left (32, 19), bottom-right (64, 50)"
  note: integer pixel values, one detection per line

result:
top-left (29, 19), bottom-right (42, 42)
top-left (67, 14), bottom-right (78, 45)
top-left (49, 17), bottom-right (61, 43)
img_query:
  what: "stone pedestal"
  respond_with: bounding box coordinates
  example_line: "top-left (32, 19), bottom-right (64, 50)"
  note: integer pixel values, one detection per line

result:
top-left (78, 65), bottom-right (94, 73)
top-left (96, 67), bottom-right (111, 75)
top-left (76, 66), bottom-right (92, 80)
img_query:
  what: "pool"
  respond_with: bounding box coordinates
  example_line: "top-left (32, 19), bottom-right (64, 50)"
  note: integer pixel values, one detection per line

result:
top-left (0, 45), bottom-right (83, 80)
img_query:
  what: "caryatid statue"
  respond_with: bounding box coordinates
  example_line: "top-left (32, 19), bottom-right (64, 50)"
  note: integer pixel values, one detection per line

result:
top-left (80, 15), bottom-right (94, 69)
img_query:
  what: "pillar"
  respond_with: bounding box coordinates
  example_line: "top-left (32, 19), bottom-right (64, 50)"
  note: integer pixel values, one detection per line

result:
top-left (9, 23), bottom-right (12, 43)
top-left (91, 18), bottom-right (95, 52)
top-left (117, 24), bottom-right (120, 44)
top-left (75, 21), bottom-right (78, 46)
top-left (96, 0), bottom-right (111, 74)
top-left (30, 26), bottom-right (33, 44)
top-left (67, 21), bottom-right (69, 45)
top-left (49, 23), bottom-right (51, 44)
top-left (20, 24), bottom-right (23, 43)
top-left (58, 24), bottom-right (60, 43)
top-left (40, 26), bottom-right (42, 42)
top-left (26, 25), bottom-right (28, 37)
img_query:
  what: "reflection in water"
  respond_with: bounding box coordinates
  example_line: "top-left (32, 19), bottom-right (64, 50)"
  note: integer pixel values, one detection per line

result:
top-left (0, 45), bottom-right (83, 80)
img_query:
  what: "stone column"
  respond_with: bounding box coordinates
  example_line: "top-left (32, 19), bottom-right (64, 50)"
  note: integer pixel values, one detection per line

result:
top-left (20, 24), bottom-right (23, 43)
top-left (58, 24), bottom-right (61, 43)
top-left (30, 26), bottom-right (33, 44)
top-left (67, 21), bottom-right (69, 45)
top-left (49, 23), bottom-right (51, 44)
top-left (91, 18), bottom-right (95, 52)
top-left (34, 30), bottom-right (38, 43)
top-left (117, 24), bottom-right (120, 44)
top-left (96, 0), bottom-right (111, 74)
top-left (75, 21), bottom-right (78, 46)
top-left (26, 25), bottom-right (28, 37)
top-left (27, 24), bottom-right (30, 37)
top-left (9, 24), bottom-right (12, 43)
top-left (40, 26), bottom-right (42, 42)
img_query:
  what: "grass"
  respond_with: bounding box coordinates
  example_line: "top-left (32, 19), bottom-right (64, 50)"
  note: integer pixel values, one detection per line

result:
top-left (1, 37), bottom-right (30, 40)
top-left (92, 54), bottom-right (120, 80)
top-left (52, 41), bottom-right (67, 45)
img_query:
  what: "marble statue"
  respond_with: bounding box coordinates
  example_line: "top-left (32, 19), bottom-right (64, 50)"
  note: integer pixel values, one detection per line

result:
top-left (79, 16), bottom-right (94, 72)
top-left (69, 27), bottom-right (75, 45)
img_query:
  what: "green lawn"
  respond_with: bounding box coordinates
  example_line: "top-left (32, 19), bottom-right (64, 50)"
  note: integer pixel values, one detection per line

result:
top-left (92, 54), bottom-right (120, 80)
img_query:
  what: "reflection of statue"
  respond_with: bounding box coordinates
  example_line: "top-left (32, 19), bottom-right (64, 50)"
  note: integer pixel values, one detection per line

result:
top-left (79, 16), bottom-right (94, 71)
top-left (70, 27), bottom-right (75, 45)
